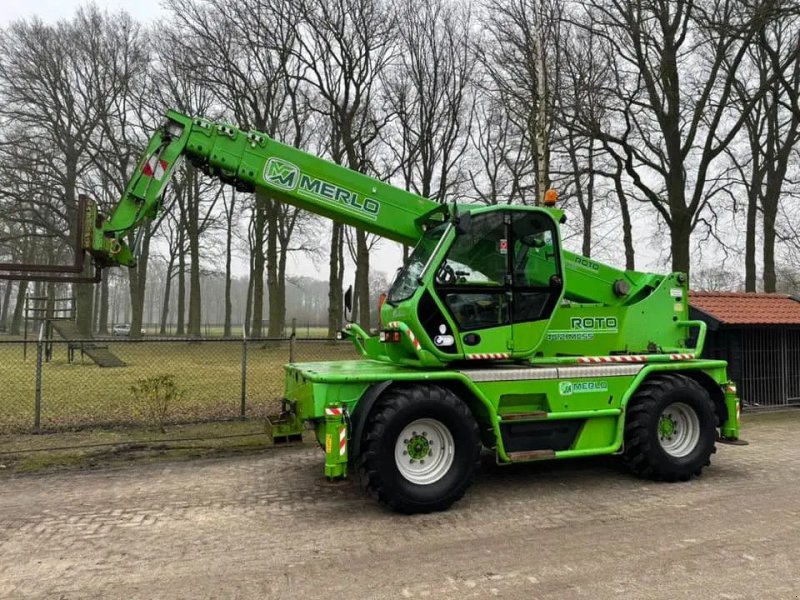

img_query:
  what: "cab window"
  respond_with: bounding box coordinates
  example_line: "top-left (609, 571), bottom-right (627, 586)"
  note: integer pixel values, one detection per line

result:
top-left (434, 210), bottom-right (560, 331)
top-left (435, 212), bottom-right (508, 331)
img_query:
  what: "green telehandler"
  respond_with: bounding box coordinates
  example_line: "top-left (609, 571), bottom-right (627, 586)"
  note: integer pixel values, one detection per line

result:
top-left (81, 111), bottom-right (742, 513)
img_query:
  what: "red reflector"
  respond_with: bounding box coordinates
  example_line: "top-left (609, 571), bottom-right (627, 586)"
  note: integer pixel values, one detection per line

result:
top-left (377, 293), bottom-right (386, 327)
top-left (380, 330), bottom-right (402, 343)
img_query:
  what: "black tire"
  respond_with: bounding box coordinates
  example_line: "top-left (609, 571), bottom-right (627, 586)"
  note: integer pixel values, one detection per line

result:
top-left (623, 373), bottom-right (717, 482)
top-left (355, 384), bottom-right (481, 514)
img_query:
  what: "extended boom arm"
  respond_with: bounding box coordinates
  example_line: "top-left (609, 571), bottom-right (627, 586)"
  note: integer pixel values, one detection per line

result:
top-left (87, 111), bottom-right (443, 267)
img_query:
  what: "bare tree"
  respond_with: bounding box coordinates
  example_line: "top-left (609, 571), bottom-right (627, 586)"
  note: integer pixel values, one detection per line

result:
top-left (287, 0), bottom-right (397, 331)
top-left (468, 95), bottom-right (537, 205)
top-left (479, 0), bottom-right (564, 205)
top-left (169, 0), bottom-right (308, 337)
top-left (0, 8), bottom-right (140, 332)
top-left (553, 24), bottom-right (604, 258)
top-left (383, 0), bottom-right (475, 202)
top-left (726, 10), bottom-right (800, 291)
top-left (569, 0), bottom-right (797, 278)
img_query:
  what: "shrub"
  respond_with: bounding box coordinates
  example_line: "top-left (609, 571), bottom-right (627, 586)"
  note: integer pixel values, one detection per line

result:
top-left (129, 375), bottom-right (185, 433)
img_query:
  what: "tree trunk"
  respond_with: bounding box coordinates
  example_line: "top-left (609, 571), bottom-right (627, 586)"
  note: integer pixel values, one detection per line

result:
top-left (668, 171), bottom-right (691, 276)
top-left (160, 257), bottom-right (175, 335)
top-left (251, 197), bottom-right (267, 337)
top-left (277, 239), bottom-right (288, 336)
top-left (745, 192), bottom-right (758, 292)
top-left (1, 280), bottom-right (12, 330)
top-left (244, 249), bottom-right (254, 336)
top-left (619, 195), bottom-right (635, 272)
top-left (128, 230), bottom-right (151, 339)
top-left (93, 277), bottom-right (102, 333)
top-left (176, 227), bottom-right (186, 336)
top-left (46, 282), bottom-right (55, 322)
top-left (611, 159), bottom-right (635, 270)
top-left (761, 131), bottom-right (795, 293)
top-left (671, 217), bottom-right (691, 277)
top-left (10, 280), bottom-right (28, 335)
top-left (583, 145), bottom-right (595, 257)
top-left (98, 273), bottom-right (109, 334)
top-left (187, 168), bottom-right (202, 337)
top-left (327, 223), bottom-right (344, 337)
top-left (763, 201), bottom-right (778, 293)
top-left (266, 200), bottom-right (283, 337)
top-left (355, 230), bottom-right (370, 329)
top-left (223, 191), bottom-right (235, 337)
top-left (533, 26), bottom-right (550, 205)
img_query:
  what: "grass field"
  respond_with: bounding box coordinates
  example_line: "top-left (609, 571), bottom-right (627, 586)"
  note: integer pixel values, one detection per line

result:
top-left (0, 339), bottom-right (359, 433)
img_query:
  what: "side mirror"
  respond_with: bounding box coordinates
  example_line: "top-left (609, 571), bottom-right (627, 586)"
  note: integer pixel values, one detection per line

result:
top-left (344, 285), bottom-right (353, 322)
top-left (455, 211), bottom-right (471, 234)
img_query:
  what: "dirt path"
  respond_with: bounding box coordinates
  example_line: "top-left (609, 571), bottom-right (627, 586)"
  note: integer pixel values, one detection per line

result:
top-left (1, 411), bottom-right (799, 599)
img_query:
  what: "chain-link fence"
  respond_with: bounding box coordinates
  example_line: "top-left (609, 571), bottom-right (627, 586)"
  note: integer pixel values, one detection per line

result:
top-left (0, 332), bottom-right (359, 434)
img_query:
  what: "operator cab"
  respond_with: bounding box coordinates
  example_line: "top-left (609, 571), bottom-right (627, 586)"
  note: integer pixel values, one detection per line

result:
top-left (385, 206), bottom-right (564, 361)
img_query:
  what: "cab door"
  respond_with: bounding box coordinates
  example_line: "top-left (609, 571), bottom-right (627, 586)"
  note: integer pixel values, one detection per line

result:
top-left (509, 211), bottom-right (562, 355)
top-left (432, 209), bottom-right (562, 360)
top-left (433, 211), bottom-right (513, 358)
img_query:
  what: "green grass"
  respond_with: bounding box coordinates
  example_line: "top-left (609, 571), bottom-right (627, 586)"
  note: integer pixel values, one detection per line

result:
top-left (0, 339), bottom-right (359, 433)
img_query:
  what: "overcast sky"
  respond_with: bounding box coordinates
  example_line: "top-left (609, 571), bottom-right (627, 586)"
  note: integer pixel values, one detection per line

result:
top-left (0, 0), bottom-right (165, 25)
top-left (0, 0), bottom-right (692, 282)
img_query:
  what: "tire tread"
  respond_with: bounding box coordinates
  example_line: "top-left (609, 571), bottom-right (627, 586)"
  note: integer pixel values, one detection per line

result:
top-left (355, 385), bottom-right (480, 514)
top-left (623, 374), bottom-right (716, 482)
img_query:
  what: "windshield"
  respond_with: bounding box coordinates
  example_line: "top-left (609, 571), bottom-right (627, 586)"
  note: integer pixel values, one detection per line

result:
top-left (387, 223), bottom-right (449, 304)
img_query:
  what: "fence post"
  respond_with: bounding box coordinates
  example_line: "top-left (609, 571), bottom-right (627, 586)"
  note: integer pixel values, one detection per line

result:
top-left (34, 322), bottom-right (44, 430)
top-left (23, 295), bottom-right (29, 361)
top-left (240, 329), bottom-right (248, 420)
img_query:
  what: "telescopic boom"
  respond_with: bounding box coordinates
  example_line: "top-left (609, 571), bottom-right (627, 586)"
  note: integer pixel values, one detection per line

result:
top-left (86, 111), bottom-right (444, 267)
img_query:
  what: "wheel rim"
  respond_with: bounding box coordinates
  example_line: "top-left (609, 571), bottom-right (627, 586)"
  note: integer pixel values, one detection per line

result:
top-left (658, 402), bottom-right (701, 458)
top-left (394, 418), bottom-right (455, 485)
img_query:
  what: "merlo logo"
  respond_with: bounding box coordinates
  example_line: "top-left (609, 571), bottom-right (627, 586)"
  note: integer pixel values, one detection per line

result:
top-left (264, 158), bottom-right (299, 190)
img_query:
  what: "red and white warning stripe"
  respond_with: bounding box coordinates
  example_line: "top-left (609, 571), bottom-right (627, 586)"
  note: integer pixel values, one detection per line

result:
top-left (405, 329), bottom-right (421, 350)
top-left (142, 155), bottom-right (168, 180)
top-left (577, 355), bottom-right (649, 364)
top-left (577, 353), bottom-right (696, 364)
top-left (385, 321), bottom-right (421, 349)
top-left (339, 426), bottom-right (347, 456)
top-left (325, 407), bottom-right (342, 416)
top-left (466, 352), bottom-right (511, 360)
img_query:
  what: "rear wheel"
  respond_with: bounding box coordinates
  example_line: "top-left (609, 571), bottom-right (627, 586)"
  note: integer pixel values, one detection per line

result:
top-left (356, 385), bottom-right (480, 514)
top-left (623, 374), bottom-right (717, 482)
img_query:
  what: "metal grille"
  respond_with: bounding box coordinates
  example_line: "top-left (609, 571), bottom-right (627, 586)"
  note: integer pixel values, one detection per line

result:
top-left (739, 328), bottom-right (800, 408)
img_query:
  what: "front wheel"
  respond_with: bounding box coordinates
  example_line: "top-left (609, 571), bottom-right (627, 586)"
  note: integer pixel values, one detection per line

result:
top-left (356, 385), bottom-right (480, 514)
top-left (623, 374), bottom-right (717, 482)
